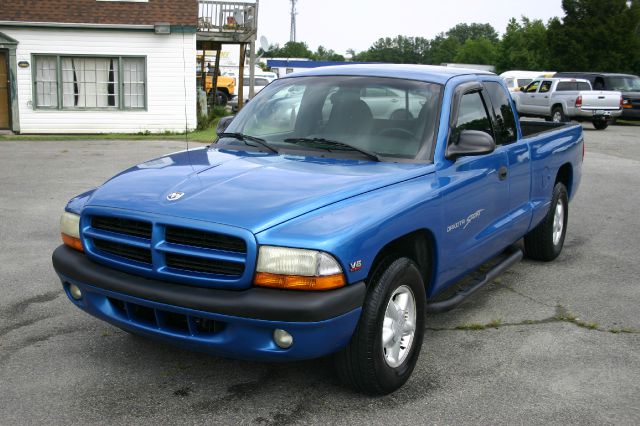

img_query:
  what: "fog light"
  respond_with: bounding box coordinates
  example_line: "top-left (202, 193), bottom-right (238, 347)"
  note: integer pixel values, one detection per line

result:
top-left (69, 283), bottom-right (83, 300)
top-left (273, 329), bottom-right (293, 349)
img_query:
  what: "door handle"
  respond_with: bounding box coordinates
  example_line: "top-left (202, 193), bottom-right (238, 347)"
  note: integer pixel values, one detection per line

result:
top-left (498, 166), bottom-right (508, 181)
top-left (544, 96), bottom-right (549, 98)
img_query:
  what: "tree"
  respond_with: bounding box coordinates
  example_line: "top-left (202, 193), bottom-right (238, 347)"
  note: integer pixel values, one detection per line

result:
top-left (454, 38), bottom-right (497, 65)
top-left (260, 41), bottom-right (313, 58)
top-left (312, 45), bottom-right (345, 62)
top-left (429, 33), bottom-right (461, 64)
top-left (356, 35), bottom-right (430, 63)
top-left (446, 23), bottom-right (500, 44)
top-left (497, 17), bottom-right (549, 73)
top-left (547, 0), bottom-right (640, 74)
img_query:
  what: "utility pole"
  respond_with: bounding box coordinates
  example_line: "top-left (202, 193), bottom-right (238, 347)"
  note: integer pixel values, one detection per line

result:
top-left (290, 0), bottom-right (297, 42)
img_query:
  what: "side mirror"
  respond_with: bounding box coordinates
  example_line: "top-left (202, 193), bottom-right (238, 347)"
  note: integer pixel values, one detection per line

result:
top-left (519, 86), bottom-right (525, 92)
top-left (216, 115), bottom-right (235, 136)
top-left (446, 130), bottom-right (496, 160)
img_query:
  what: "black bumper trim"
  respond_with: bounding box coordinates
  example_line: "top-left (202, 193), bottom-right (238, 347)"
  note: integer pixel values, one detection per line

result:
top-left (52, 245), bottom-right (365, 322)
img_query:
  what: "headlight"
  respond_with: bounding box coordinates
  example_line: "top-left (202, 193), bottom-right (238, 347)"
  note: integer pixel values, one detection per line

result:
top-left (255, 246), bottom-right (345, 291)
top-left (60, 212), bottom-right (83, 252)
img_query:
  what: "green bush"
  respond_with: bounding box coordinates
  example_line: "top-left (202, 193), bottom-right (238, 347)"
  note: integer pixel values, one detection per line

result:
top-left (197, 104), bottom-right (230, 131)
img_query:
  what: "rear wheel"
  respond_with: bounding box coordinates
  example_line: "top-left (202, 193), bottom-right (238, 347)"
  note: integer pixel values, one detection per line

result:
top-left (551, 106), bottom-right (566, 123)
top-left (593, 120), bottom-right (608, 130)
top-left (335, 257), bottom-right (426, 395)
top-left (524, 182), bottom-right (568, 261)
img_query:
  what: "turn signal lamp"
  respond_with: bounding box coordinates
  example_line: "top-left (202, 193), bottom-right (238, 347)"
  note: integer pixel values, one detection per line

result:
top-left (60, 212), bottom-right (83, 252)
top-left (254, 246), bottom-right (345, 291)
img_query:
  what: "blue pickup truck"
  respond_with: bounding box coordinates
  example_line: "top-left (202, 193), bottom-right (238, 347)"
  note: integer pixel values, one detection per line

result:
top-left (53, 65), bottom-right (583, 395)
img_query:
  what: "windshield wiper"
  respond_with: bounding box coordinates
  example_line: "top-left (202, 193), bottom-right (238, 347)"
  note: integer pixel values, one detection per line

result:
top-left (283, 137), bottom-right (381, 162)
top-left (218, 132), bottom-right (279, 154)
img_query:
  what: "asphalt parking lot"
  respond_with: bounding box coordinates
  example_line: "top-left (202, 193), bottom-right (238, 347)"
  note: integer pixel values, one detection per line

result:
top-left (1, 124), bottom-right (639, 425)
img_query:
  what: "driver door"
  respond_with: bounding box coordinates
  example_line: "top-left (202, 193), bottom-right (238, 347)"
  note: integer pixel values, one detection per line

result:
top-left (518, 80), bottom-right (541, 115)
top-left (436, 85), bottom-right (511, 287)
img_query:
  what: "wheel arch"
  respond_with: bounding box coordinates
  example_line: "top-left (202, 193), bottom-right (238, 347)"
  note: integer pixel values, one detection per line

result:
top-left (367, 229), bottom-right (436, 293)
top-left (555, 163), bottom-right (574, 198)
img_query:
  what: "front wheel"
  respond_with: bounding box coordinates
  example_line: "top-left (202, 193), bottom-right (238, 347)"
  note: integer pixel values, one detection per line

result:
top-left (335, 257), bottom-right (426, 395)
top-left (593, 120), bottom-right (608, 130)
top-left (524, 182), bottom-right (568, 261)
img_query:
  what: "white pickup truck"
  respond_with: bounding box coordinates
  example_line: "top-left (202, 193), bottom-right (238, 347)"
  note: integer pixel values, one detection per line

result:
top-left (513, 78), bottom-right (623, 130)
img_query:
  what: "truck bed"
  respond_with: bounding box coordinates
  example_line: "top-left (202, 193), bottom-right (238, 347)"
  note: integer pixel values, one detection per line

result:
top-left (519, 120), bottom-right (573, 138)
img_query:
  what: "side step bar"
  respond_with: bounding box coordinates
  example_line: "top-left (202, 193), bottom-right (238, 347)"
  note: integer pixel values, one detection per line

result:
top-left (426, 247), bottom-right (523, 313)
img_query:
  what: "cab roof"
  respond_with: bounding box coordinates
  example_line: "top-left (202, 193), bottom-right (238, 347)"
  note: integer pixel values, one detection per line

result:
top-left (282, 64), bottom-right (494, 85)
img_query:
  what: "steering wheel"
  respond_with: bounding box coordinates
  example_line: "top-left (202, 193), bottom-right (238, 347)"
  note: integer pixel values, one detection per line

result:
top-left (380, 127), bottom-right (415, 139)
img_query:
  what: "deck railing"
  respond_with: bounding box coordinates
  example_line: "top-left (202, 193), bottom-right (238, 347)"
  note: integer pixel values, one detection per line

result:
top-left (198, 1), bottom-right (258, 34)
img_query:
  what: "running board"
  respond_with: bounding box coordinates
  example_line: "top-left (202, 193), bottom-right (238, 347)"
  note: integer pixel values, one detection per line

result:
top-left (426, 247), bottom-right (523, 313)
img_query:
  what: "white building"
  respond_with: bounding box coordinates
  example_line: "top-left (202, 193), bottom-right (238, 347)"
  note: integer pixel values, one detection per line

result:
top-left (0, 0), bottom-right (197, 134)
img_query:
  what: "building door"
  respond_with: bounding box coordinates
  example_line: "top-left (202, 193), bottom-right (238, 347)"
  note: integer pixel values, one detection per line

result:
top-left (0, 52), bottom-right (10, 129)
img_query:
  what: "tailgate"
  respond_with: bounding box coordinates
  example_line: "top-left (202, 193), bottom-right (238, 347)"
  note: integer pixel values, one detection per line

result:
top-left (581, 91), bottom-right (621, 110)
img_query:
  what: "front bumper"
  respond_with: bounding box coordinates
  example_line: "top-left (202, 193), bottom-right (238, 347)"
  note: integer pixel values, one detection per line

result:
top-left (52, 245), bottom-right (364, 361)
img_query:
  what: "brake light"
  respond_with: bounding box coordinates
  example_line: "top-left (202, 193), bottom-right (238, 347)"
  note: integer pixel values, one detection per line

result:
top-left (575, 95), bottom-right (582, 108)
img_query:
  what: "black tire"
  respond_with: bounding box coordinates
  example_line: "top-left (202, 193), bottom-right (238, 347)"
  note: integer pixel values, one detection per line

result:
top-left (551, 106), bottom-right (567, 123)
top-left (209, 90), bottom-right (228, 106)
top-left (593, 120), bottom-right (608, 130)
top-left (524, 182), bottom-right (568, 261)
top-left (335, 257), bottom-right (426, 395)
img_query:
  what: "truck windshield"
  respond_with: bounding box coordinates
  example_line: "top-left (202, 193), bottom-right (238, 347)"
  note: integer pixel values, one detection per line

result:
top-left (222, 76), bottom-right (443, 161)
top-left (607, 76), bottom-right (640, 92)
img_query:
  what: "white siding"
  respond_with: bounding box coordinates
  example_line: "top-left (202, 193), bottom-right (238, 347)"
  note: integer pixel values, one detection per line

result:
top-left (3, 27), bottom-right (196, 133)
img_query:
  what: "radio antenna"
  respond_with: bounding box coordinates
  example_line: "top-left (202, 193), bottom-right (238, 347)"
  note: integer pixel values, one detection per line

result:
top-left (181, 27), bottom-right (194, 171)
top-left (290, 0), bottom-right (298, 42)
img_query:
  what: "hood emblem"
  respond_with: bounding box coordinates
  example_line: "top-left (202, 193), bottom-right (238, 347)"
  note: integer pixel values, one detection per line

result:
top-left (167, 192), bottom-right (185, 201)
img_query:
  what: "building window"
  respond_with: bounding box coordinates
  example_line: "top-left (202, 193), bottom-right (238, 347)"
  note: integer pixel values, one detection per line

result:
top-left (33, 55), bottom-right (146, 110)
top-left (34, 56), bottom-right (58, 108)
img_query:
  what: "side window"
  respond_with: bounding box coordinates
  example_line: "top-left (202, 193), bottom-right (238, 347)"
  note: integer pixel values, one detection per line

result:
top-left (454, 91), bottom-right (493, 141)
top-left (525, 80), bottom-right (541, 93)
top-left (556, 82), bottom-right (575, 91)
top-left (577, 82), bottom-right (591, 91)
top-left (484, 82), bottom-right (518, 145)
top-left (539, 81), bottom-right (553, 93)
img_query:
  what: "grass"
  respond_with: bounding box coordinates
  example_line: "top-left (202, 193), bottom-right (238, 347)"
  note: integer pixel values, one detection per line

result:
top-left (0, 120), bottom-right (220, 144)
top-left (616, 119), bottom-right (640, 126)
top-left (555, 311), bottom-right (599, 330)
top-left (454, 319), bottom-right (503, 331)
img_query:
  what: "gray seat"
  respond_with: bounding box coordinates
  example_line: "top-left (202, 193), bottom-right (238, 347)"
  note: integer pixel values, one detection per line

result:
top-left (324, 90), bottom-right (373, 136)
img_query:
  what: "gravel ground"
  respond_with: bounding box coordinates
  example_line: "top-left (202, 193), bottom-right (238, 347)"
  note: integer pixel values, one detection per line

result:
top-left (1, 125), bottom-right (639, 425)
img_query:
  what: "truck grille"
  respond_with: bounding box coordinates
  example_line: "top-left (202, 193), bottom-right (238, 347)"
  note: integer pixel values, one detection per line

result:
top-left (166, 253), bottom-right (245, 275)
top-left (165, 226), bottom-right (246, 253)
top-left (93, 239), bottom-right (152, 264)
top-left (92, 216), bottom-right (152, 239)
top-left (82, 212), bottom-right (254, 289)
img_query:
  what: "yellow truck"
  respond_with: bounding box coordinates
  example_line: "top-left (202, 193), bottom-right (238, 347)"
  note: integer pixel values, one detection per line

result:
top-left (197, 72), bottom-right (236, 106)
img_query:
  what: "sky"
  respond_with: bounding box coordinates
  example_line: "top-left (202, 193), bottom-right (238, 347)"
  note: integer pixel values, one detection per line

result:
top-left (257, 0), bottom-right (566, 54)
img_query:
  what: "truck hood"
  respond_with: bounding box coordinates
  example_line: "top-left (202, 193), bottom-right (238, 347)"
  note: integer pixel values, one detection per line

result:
top-left (86, 147), bottom-right (432, 233)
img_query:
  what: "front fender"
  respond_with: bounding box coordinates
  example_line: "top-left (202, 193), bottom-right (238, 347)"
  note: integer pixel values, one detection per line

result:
top-left (255, 172), bottom-right (440, 284)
